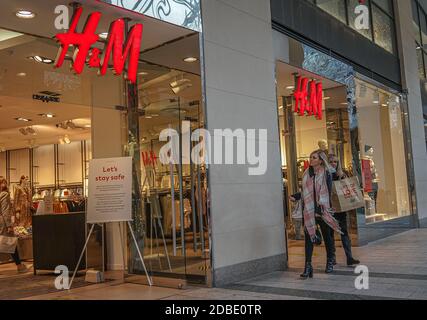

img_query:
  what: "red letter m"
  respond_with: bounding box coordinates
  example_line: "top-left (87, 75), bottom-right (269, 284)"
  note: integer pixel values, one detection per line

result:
top-left (100, 19), bottom-right (143, 83)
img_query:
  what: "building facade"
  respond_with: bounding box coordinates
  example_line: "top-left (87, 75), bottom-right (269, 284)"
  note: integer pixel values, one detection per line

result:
top-left (0, 0), bottom-right (426, 288)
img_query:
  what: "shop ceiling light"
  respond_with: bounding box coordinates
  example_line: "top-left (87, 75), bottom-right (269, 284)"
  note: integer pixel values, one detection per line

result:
top-left (38, 113), bottom-right (56, 118)
top-left (323, 97), bottom-right (330, 100)
top-left (172, 83), bottom-right (193, 95)
top-left (138, 72), bottom-right (148, 76)
top-left (286, 86), bottom-right (295, 90)
top-left (99, 32), bottom-right (109, 40)
top-left (170, 78), bottom-right (191, 88)
top-left (373, 91), bottom-right (380, 104)
top-left (29, 55), bottom-right (54, 65)
top-left (16, 10), bottom-right (36, 19)
top-left (63, 135), bottom-right (71, 144)
top-left (16, 72), bottom-right (27, 77)
top-left (183, 57), bottom-right (198, 63)
top-left (15, 117), bottom-right (31, 122)
top-left (34, 55), bottom-right (43, 63)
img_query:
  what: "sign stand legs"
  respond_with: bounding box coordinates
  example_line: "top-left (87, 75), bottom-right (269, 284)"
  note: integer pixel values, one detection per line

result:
top-left (127, 221), bottom-right (152, 286)
top-left (69, 222), bottom-right (153, 289)
top-left (69, 223), bottom-right (96, 290)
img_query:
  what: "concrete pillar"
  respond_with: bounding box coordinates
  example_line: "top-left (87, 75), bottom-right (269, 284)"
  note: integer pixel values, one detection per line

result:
top-left (201, 0), bottom-right (286, 286)
top-left (91, 75), bottom-right (127, 272)
top-left (394, 0), bottom-right (427, 225)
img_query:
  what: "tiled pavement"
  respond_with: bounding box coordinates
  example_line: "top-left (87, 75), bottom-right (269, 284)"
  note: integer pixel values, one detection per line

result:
top-left (19, 229), bottom-right (427, 300)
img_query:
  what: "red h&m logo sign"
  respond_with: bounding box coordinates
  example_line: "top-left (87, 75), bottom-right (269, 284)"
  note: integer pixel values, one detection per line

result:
top-left (293, 76), bottom-right (323, 120)
top-left (54, 7), bottom-right (143, 83)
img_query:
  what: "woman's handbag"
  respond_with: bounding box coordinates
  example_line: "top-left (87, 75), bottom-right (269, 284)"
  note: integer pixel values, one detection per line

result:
top-left (313, 225), bottom-right (323, 246)
top-left (0, 214), bottom-right (18, 254)
top-left (291, 200), bottom-right (303, 219)
top-left (0, 235), bottom-right (18, 254)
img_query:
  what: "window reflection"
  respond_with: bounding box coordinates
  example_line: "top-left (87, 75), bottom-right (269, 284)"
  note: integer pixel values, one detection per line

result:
top-left (317, 0), bottom-right (347, 23)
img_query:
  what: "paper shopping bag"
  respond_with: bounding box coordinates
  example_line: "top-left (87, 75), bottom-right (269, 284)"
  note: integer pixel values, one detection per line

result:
top-left (331, 177), bottom-right (365, 213)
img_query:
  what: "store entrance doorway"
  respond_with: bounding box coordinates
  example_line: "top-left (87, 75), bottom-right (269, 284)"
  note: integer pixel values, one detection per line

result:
top-left (275, 61), bottom-right (358, 269)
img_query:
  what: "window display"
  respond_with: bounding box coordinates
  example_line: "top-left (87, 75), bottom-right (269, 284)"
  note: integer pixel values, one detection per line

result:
top-left (355, 79), bottom-right (411, 223)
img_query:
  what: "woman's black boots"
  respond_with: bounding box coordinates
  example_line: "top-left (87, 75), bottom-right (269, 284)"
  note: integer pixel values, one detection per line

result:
top-left (300, 262), bottom-right (314, 279)
top-left (325, 259), bottom-right (334, 274)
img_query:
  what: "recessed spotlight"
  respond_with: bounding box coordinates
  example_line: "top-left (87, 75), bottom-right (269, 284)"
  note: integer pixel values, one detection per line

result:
top-left (15, 117), bottom-right (31, 122)
top-left (16, 72), bottom-right (27, 77)
top-left (279, 105), bottom-right (283, 109)
top-left (138, 71), bottom-right (148, 76)
top-left (183, 57), bottom-right (198, 63)
top-left (286, 86), bottom-right (295, 90)
top-left (29, 55), bottom-right (54, 64)
top-left (382, 103), bottom-right (388, 107)
top-left (323, 97), bottom-right (330, 100)
top-left (340, 102), bottom-right (348, 105)
top-left (84, 124), bottom-right (91, 128)
top-left (145, 116), bottom-right (153, 119)
top-left (373, 100), bottom-right (379, 104)
top-left (63, 135), bottom-right (71, 144)
top-left (16, 10), bottom-right (36, 19)
top-left (38, 113), bottom-right (56, 118)
top-left (99, 32), bottom-right (109, 40)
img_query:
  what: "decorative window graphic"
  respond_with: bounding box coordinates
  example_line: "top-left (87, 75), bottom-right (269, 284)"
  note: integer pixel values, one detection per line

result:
top-left (101, 0), bottom-right (202, 32)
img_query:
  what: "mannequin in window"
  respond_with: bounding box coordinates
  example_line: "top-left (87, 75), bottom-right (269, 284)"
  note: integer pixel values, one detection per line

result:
top-left (364, 146), bottom-right (379, 208)
top-left (14, 175), bottom-right (32, 228)
top-left (318, 139), bottom-right (328, 153)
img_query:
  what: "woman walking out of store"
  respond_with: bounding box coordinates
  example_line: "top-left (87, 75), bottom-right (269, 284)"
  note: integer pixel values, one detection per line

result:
top-left (290, 150), bottom-right (342, 279)
top-left (328, 154), bottom-right (360, 267)
top-left (0, 178), bottom-right (30, 273)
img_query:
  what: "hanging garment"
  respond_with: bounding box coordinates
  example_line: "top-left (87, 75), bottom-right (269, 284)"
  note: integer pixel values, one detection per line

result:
top-left (13, 184), bottom-right (32, 228)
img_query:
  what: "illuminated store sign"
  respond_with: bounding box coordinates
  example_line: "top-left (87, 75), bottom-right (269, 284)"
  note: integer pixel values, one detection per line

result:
top-left (54, 7), bottom-right (143, 83)
top-left (293, 76), bottom-right (323, 120)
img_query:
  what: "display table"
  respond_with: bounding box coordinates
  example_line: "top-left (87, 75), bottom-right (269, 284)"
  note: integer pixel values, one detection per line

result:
top-left (32, 212), bottom-right (86, 274)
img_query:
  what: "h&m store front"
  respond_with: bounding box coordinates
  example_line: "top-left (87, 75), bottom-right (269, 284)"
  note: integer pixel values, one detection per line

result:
top-left (0, 0), bottom-right (418, 289)
top-left (274, 32), bottom-right (416, 262)
top-left (0, 0), bottom-right (210, 286)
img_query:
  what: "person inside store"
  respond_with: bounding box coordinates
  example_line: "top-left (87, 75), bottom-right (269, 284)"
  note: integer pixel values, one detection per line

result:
top-left (290, 150), bottom-right (342, 279)
top-left (0, 178), bottom-right (30, 273)
top-left (328, 154), bottom-right (360, 267)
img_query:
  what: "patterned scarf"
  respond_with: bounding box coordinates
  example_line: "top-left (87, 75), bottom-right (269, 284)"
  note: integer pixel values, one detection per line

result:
top-left (302, 166), bottom-right (342, 240)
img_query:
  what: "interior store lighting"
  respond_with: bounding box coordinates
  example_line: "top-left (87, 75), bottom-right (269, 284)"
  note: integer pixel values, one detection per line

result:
top-left (29, 55), bottom-right (54, 65)
top-left (183, 57), bottom-right (198, 63)
top-left (38, 113), bottom-right (56, 118)
top-left (16, 10), bottom-right (36, 19)
top-left (15, 117), bottom-right (31, 122)
top-left (99, 32), bottom-right (109, 40)
top-left (63, 135), bottom-right (71, 144)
